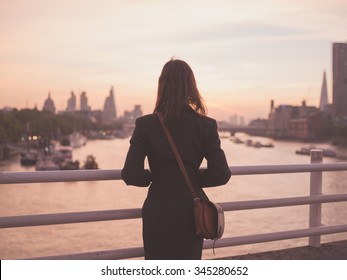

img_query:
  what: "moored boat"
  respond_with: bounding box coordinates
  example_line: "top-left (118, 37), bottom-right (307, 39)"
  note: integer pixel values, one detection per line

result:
top-left (69, 132), bottom-right (87, 148)
top-left (35, 156), bottom-right (60, 171)
top-left (295, 146), bottom-right (337, 157)
top-left (20, 150), bottom-right (38, 166)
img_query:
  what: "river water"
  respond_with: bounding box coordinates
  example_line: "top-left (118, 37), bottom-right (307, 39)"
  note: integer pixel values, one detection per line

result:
top-left (1, 133), bottom-right (347, 260)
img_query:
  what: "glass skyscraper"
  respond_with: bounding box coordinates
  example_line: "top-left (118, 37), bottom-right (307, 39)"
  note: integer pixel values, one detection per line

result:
top-left (333, 42), bottom-right (347, 117)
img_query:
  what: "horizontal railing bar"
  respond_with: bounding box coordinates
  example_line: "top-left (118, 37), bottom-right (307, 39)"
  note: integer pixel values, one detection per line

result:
top-left (0, 208), bottom-right (142, 229)
top-left (219, 193), bottom-right (347, 211)
top-left (1, 162), bottom-right (347, 184)
top-left (2, 193), bottom-right (347, 229)
top-left (205, 224), bottom-right (347, 250)
top-left (230, 162), bottom-right (347, 175)
top-left (27, 224), bottom-right (347, 260)
top-left (0, 169), bottom-right (122, 184)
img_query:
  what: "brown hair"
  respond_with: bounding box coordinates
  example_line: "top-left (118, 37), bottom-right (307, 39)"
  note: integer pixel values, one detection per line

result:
top-left (154, 58), bottom-right (207, 122)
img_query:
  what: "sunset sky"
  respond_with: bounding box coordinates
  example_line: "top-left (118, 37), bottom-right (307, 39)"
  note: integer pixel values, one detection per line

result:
top-left (1, 0), bottom-right (346, 121)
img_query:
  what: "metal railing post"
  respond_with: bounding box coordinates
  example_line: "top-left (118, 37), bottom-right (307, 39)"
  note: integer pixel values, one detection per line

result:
top-left (309, 149), bottom-right (323, 247)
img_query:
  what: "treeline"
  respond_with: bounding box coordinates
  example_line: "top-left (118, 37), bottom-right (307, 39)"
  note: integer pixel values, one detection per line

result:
top-left (0, 109), bottom-right (100, 143)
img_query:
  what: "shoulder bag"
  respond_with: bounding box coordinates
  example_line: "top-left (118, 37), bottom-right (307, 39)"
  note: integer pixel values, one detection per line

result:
top-left (156, 112), bottom-right (225, 240)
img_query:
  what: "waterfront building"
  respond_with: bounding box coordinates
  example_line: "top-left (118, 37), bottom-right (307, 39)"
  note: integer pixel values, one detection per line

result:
top-left (102, 86), bottom-right (117, 125)
top-left (319, 71), bottom-right (329, 111)
top-left (249, 118), bottom-right (268, 131)
top-left (332, 42), bottom-right (347, 117)
top-left (1, 106), bottom-right (13, 112)
top-left (288, 118), bottom-right (309, 139)
top-left (270, 103), bottom-right (293, 138)
top-left (267, 100), bottom-right (320, 140)
top-left (66, 91), bottom-right (76, 113)
top-left (42, 92), bottom-right (56, 114)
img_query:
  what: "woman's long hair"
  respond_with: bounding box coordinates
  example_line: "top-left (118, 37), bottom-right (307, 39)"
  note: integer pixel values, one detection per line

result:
top-left (154, 58), bottom-right (207, 122)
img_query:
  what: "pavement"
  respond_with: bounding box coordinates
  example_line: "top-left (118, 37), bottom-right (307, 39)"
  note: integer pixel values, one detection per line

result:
top-left (219, 240), bottom-right (347, 260)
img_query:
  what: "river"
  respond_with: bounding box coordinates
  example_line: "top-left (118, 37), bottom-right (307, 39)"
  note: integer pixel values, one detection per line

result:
top-left (1, 133), bottom-right (347, 260)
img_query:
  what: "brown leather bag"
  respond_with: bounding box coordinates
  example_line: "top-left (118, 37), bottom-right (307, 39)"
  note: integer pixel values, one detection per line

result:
top-left (194, 197), bottom-right (225, 239)
top-left (157, 113), bottom-right (225, 240)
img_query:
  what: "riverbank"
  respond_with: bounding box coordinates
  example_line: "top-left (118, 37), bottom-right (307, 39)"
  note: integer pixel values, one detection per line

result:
top-left (332, 138), bottom-right (347, 147)
top-left (0, 145), bottom-right (17, 161)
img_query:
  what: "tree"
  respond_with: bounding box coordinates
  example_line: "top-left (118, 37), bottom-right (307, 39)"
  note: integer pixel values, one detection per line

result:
top-left (0, 112), bottom-right (22, 143)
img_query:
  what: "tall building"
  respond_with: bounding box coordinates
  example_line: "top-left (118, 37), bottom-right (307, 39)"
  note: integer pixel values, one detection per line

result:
top-left (123, 105), bottom-right (143, 123)
top-left (132, 105), bottom-right (142, 119)
top-left (66, 91), bottom-right (76, 113)
top-left (319, 71), bottom-right (329, 111)
top-left (102, 86), bottom-right (117, 124)
top-left (333, 42), bottom-right (347, 117)
top-left (42, 92), bottom-right (56, 114)
top-left (80, 91), bottom-right (90, 112)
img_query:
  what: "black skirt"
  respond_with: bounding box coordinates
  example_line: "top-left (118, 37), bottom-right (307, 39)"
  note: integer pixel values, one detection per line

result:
top-left (142, 196), bottom-right (203, 260)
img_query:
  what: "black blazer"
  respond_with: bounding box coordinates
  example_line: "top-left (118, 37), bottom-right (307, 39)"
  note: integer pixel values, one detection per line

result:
top-left (122, 111), bottom-right (231, 198)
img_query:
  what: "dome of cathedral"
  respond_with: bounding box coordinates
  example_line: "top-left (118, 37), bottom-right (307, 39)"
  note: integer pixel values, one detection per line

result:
top-left (43, 93), bottom-right (56, 113)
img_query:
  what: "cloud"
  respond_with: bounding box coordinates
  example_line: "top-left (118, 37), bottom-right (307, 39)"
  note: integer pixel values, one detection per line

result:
top-left (1, 0), bottom-right (346, 119)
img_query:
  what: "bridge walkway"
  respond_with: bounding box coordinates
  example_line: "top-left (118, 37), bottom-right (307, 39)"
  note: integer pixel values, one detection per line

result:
top-left (220, 239), bottom-right (347, 260)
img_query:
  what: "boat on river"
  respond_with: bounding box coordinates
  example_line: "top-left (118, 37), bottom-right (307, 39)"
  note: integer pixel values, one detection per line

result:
top-left (36, 146), bottom-right (79, 171)
top-left (295, 146), bottom-right (337, 157)
top-left (35, 156), bottom-right (60, 171)
top-left (20, 150), bottom-right (38, 166)
top-left (231, 137), bottom-right (244, 144)
top-left (69, 132), bottom-right (87, 148)
top-left (253, 141), bottom-right (274, 148)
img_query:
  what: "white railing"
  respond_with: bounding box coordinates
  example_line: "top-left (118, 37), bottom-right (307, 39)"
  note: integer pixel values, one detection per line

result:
top-left (1, 149), bottom-right (347, 259)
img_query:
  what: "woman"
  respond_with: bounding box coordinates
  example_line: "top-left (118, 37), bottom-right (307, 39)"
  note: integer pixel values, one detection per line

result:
top-left (122, 58), bottom-right (231, 260)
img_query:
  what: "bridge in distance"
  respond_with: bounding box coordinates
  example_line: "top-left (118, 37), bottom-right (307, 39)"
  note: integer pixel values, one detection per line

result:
top-left (217, 123), bottom-right (267, 137)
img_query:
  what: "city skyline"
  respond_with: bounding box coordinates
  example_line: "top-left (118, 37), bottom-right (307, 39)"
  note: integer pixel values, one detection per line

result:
top-left (1, 1), bottom-right (347, 121)
top-left (40, 88), bottom-right (143, 123)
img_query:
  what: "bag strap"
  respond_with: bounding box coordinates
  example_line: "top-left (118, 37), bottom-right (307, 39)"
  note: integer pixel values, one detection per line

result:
top-left (156, 112), bottom-right (199, 200)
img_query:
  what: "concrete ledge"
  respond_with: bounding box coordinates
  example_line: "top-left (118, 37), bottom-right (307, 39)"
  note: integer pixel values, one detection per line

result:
top-left (220, 240), bottom-right (347, 260)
